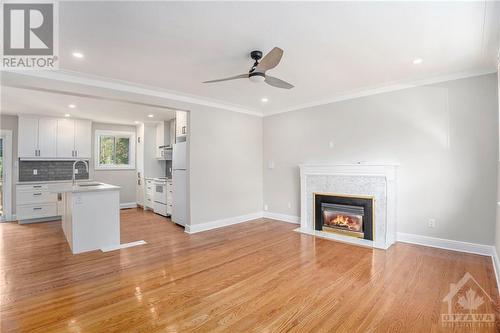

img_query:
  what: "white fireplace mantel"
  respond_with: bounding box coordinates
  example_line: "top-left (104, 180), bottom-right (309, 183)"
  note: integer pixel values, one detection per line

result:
top-left (298, 164), bottom-right (398, 249)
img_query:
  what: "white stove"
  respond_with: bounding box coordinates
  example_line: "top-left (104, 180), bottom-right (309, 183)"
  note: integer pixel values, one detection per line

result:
top-left (153, 177), bottom-right (172, 217)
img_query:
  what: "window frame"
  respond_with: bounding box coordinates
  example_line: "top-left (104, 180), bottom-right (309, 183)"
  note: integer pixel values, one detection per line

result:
top-left (94, 130), bottom-right (136, 170)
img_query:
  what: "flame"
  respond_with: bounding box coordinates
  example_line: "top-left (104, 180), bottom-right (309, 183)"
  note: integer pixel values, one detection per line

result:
top-left (329, 215), bottom-right (361, 231)
top-left (332, 215), bottom-right (350, 227)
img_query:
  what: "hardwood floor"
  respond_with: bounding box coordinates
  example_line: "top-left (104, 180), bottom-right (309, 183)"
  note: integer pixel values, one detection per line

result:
top-left (1, 208), bottom-right (499, 332)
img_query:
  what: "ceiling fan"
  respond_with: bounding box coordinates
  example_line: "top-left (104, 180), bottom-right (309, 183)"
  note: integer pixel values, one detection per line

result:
top-left (202, 47), bottom-right (294, 89)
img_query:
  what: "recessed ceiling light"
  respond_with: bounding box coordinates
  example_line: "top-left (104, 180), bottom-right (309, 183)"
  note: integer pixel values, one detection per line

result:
top-left (64, 114), bottom-right (71, 117)
top-left (147, 114), bottom-right (154, 118)
top-left (134, 121), bottom-right (140, 124)
top-left (72, 52), bottom-right (84, 59)
top-left (413, 58), bottom-right (423, 65)
top-left (68, 104), bottom-right (76, 108)
top-left (261, 97), bottom-right (269, 103)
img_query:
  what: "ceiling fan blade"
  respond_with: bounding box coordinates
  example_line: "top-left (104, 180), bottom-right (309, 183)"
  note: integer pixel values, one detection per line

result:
top-left (255, 47), bottom-right (284, 73)
top-left (202, 74), bottom-right (248, 83)
top-left (265, 75), bottom-right (294, 89)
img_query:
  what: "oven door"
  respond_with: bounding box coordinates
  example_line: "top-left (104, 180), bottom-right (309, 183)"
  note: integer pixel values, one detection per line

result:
top-left (153, 183), bottom-right (167, 204)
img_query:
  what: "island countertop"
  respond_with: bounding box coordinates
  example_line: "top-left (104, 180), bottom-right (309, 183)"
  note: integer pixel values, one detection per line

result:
top-left (47, 182), bottom-right (121, 193)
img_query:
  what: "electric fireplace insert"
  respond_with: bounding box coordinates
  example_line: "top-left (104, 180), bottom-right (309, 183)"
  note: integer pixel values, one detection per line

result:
top-left (314, 193), bottom-right (374, 241)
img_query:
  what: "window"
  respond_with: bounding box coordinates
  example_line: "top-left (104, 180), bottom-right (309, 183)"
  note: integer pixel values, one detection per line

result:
top-left (95, 130), bottom-right (135, 170)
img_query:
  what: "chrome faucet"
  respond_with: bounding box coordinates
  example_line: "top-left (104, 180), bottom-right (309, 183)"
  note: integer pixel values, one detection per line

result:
top-left (72, 160), bottom-right (89, 186)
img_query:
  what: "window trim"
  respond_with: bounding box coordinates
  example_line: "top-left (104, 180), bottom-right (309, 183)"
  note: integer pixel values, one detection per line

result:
top-left (94, 130), bottom-right (136, 170)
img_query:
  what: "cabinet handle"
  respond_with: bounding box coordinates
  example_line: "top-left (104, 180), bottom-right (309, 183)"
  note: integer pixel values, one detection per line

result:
top-left (33, 193), bottom-right (42, 196)
top-left (182, 126), bottom-right (186, 134)
top-left (33, 185), bottom-right (42, 188)
top-left (75, 150), bottom-right (78, 157)
top-left (33, 207), bottom-right (42, 210)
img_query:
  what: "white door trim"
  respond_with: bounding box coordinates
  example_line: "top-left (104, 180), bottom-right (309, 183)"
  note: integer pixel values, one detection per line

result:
top-left (0, 130), bottom-right (13, 222)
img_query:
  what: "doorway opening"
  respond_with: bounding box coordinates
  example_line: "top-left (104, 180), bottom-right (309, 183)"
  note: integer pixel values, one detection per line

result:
top-left (0, 130), bottom-right (13, 222)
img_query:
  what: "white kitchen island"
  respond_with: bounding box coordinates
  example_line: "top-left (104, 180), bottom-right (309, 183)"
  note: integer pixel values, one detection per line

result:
top-left (50, 182), bottom-right (121, 254)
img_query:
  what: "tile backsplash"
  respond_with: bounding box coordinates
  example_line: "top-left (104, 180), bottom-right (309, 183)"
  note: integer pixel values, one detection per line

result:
top-left (19, 160), bottom-right (90, 182)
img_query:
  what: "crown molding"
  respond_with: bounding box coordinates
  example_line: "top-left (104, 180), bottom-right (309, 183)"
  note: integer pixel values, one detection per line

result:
top-left (264, 69), bottom-right (497, 117)
top-left (5, 68), bottom-right (496, 119)
top-left (4, 69), bottom-right (263, 117)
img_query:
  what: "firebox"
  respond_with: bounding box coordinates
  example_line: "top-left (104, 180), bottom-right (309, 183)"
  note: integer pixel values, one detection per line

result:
top-left (314, 193), bottom-right (374, 241)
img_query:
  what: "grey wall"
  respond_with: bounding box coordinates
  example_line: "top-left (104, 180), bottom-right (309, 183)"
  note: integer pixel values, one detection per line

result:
top-left (189, 107), bottom-right (263, 225)
top-left (263, 74), bottom-right (499, 245)
top-left (91, 123), bottom-right (137, 204)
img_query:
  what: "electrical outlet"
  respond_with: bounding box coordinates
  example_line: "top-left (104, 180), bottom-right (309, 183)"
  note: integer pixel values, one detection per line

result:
top-left (33, 169), bottom-right (37, 175)
top-left (428, 219), bottom-right (436, 228)
top-left (287, 202), bottom-right (292, 209)
top-left (329, 141), bottom-right (334, 149)
top-left (264, 204), bottom-right (268, 211)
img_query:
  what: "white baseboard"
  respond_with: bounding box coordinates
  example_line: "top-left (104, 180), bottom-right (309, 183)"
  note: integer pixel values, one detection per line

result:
top-left (185, 212), bottom-right (263, 234)
top-left (0, 214), bottom-right (16, 222)
top-left (492, 248), bottom-right (500, 293)
top-left (397, 232), bottom-right (494, 256)
top-left (263, 211), bottom-right (300, 224)
top-left (120, 202), bottom-right (137, 209)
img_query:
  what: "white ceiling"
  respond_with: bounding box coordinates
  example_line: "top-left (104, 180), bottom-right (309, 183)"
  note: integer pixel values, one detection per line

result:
top-left (2, 1), bottom-right (500, 117)
top-left (0, 84), bottom-right (177, 125)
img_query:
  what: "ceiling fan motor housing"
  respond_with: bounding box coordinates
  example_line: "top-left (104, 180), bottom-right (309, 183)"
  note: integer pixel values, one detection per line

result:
top-left (249, 72), bottom-right (265, 83)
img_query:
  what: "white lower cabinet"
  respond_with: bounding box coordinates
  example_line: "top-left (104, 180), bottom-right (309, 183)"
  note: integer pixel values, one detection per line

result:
top-left (17, 191), bottom-right (57, 205)
top-left (145, 179), bottom-right (154, 210)
top-left (166, 180), bottom-right (173, 216)
top-left (16, 184), bottom-right (62, 223)
top-left (17, 203), bottom-right (58, 220)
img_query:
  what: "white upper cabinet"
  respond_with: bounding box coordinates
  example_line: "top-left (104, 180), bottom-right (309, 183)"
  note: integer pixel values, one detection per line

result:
top-left (37, 118), bottom-right (58, 158)
top-left (156, 121), bottom-right (165, 159)
top-left (19, 116), bottom-right (57, 158)
top-left (74, 119), bottom-right (92, 158)
top-left (56, 118), bottom-right (75, 158)
top-left (170, 119), bottom-right (175, 145)
top-left (175, 111), bottom-right (188, 138)
top-left (19, 116), bottom-right (92, 159)
top-left (156, 120), bottom-right (172, 159)
top-left (18, 116), bottom-right (39, 158)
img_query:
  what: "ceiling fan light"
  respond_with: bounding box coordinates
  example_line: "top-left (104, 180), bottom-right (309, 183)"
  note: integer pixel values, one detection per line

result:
top-left (249, 73), bottom-right (266, 83)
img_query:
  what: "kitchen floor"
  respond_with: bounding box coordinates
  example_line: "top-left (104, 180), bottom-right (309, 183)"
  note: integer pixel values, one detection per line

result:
top-left (0, 209), bottom-right (498, 332)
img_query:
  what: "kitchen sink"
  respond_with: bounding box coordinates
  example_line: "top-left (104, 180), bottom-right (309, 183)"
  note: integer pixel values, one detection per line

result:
top-left (77, 182), bottom-right (102, 187)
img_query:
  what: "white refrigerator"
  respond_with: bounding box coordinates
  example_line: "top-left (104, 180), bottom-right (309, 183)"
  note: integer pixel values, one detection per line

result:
top-left (172, 142), bottom-right (187, 226)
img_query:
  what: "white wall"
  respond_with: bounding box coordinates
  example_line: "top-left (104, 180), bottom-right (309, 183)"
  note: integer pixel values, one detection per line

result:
top-left (263, 74), bottom-right (498, 245)
top-left (189, 107), bottom-right (263, 225)
top-left (0, 115), bottom-right (18, 213)
top-left (495, 69), bottom-right (500, 256)
top-left (91, 122), bottom-right (137, 204)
